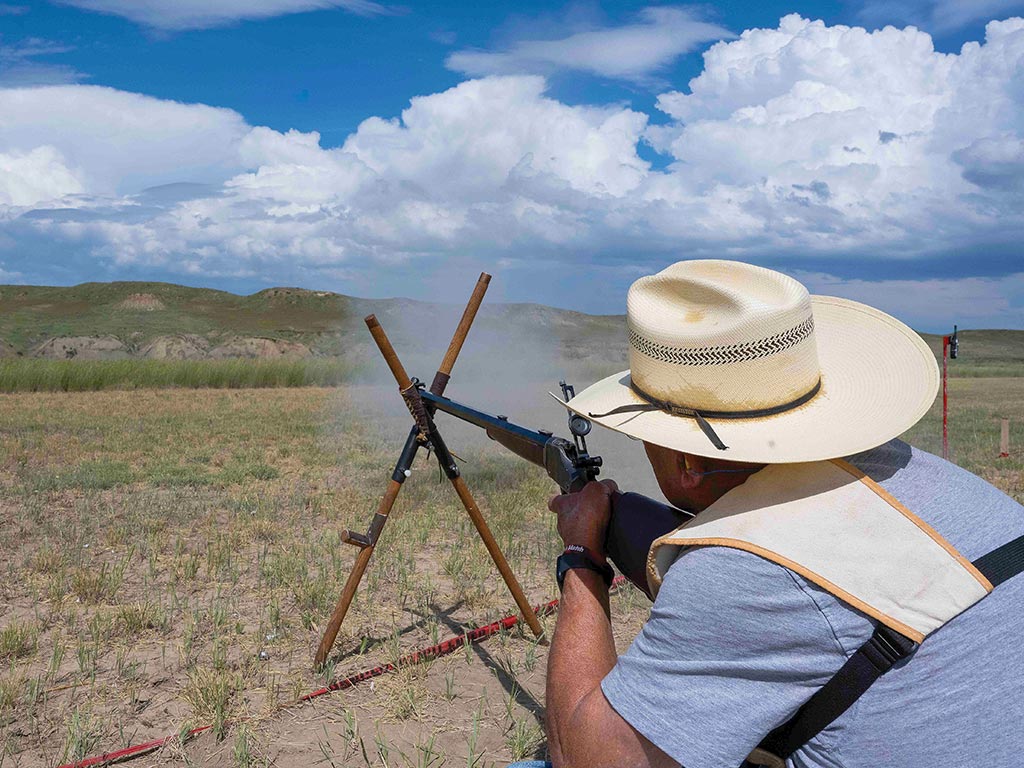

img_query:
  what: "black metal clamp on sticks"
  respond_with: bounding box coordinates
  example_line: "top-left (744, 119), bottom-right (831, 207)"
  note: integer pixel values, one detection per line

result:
top-left (315, 273), bottom-right (545, 668)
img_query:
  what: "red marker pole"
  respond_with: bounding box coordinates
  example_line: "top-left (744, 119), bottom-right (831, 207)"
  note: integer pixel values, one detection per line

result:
top-left (942, 334), bottom-right (950, 460)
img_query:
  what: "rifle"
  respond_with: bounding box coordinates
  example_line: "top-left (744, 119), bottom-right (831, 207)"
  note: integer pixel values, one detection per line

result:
top-left (419, 383), bottom-right (694, 599)
top-left (315, 271), bottom-right (690, 667)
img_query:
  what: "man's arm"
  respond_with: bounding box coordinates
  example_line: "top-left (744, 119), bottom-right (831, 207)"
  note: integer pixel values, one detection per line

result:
top-left (546, 481), bottom-right (678, 768)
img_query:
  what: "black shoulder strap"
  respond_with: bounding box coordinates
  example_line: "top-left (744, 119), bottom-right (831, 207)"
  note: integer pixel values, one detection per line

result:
top-left (754, 624), bottom-right (916, 763)
top-left (751, 534), bottom-right (1024, 766)
top-left (974, 534), bottom-right (1024, 587)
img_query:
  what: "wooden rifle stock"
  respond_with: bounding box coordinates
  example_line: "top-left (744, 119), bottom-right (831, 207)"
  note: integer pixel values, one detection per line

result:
top-left (485, 426), bottom-right (547, 467)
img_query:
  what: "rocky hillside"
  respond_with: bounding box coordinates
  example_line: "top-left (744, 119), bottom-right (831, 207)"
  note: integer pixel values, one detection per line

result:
top-left (0, 282), bottom-right (628, 378)
top-left (0, 281), bottom-right (1017, 372)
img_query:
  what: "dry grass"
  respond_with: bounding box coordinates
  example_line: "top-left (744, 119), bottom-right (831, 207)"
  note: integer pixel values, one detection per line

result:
top-left (0, 386), bottom-right (609, 766)
top-left (0, 375), bottom-right (1019, 767)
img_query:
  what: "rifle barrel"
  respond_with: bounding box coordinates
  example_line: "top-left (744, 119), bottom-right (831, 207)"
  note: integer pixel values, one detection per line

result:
top-left (421, 389), bottom-right (603, 493)
top-left (419, 391), bottom-right (550, 443)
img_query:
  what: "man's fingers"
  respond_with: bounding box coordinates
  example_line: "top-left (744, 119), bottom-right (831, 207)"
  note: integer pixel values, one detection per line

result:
top-left (549, 480), bottom-right (617, 514)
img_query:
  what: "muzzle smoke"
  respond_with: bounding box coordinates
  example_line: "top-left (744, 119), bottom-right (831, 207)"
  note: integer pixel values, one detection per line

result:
top-left (332, 291), bottom-right (665, 501)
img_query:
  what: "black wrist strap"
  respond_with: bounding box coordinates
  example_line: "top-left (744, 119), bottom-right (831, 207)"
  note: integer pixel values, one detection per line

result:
top-left (557, 548), bottom-right (614, 590)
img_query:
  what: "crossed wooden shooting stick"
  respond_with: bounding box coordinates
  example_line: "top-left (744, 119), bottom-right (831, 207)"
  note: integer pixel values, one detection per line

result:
top-left (315, 272), bottom-right (545, 667)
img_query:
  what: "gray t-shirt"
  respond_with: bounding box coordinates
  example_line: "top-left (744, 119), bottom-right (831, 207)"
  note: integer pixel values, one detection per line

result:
top-left (602, 440), bottom-right (1024, 768)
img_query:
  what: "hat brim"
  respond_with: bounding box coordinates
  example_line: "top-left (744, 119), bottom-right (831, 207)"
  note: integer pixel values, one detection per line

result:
top-left (559, 296), bottom-right (939, 464)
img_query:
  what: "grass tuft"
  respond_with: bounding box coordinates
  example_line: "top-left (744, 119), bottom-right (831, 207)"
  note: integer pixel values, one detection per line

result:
top-left (0, 623), bottom-right (38, 661)
top-left (33, 460), bottom-right (134, 492)
top-left (115, 602), bottom-right (170, 637)
top-left (184, 667), bottom-right (240, 740)
top-left (0, 671), bottom-right (25, 710)
top-left (71, 559), bottom-right (128, 604)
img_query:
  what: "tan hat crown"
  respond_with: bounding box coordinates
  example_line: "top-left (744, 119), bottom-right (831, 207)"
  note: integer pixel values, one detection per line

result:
top-left (627, 260), bottom-right (821, 413)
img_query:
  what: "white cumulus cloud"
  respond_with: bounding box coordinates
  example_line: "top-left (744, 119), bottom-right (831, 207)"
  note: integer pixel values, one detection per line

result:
top-left (645, 15), bottom-right (1024, 251)
top-left (0, 146), bottom-right (83, 206)
top-left (342, 76), bottom-right (649, 198)
top-left (2, 15), bottom-right (1024, 328)
top-left (0, 85), bottom-right (251, 198)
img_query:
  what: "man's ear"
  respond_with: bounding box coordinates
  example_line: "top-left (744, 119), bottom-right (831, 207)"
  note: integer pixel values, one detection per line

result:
top-left (677, 453), bottom-right (705, 490)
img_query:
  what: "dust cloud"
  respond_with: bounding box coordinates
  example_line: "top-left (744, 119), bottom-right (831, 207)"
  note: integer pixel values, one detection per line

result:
top-left (332, 290), bottom-right (665, 502)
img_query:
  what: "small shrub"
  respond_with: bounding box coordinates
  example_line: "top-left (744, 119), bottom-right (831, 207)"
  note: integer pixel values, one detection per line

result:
top-left (31, 545), bottom-right (63, 573)
top-left (61, 707), bottom-right (105, 763)
top-left (505, 719), bottom-right (544, 761)
top-left (0, 671), bottom-right (25, 710)
top-left (115, 602), bottom-right (170, 637)
top-left (184, 667), bottom-right (239, 740)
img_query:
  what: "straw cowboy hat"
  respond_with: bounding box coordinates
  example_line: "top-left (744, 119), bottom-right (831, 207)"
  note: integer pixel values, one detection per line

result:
top-left (560, 260), bottom-right (939, 464)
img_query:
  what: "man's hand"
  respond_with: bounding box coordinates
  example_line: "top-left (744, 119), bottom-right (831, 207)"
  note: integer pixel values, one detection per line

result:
top-left (548, 479), bottom-right (619, 562)
top-left (546, 477), bottom-right (678, 768)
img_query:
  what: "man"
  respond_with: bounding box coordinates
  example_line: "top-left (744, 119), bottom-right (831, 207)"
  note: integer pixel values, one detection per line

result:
top-left (527, 261), bottom-right (1024, 768)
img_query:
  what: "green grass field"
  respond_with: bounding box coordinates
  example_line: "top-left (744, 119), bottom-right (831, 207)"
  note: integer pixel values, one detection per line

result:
top-left (0, 358), bottom-right (355, 393)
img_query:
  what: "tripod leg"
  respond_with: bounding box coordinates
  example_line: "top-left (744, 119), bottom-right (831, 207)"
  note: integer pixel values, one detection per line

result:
top-left (450, 474), bottom-right (545, 639)
top-left (315, 542), bottom-right (377, 668)
top-left (315, 478), bottom-right (403, 667)
top-left (315, 427), bottom-right (420, 668)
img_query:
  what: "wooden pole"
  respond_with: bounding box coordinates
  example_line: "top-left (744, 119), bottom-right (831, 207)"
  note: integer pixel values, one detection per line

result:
top-left (450, 475), bottom-right (545, 639)
top-left (431, 272), bottom-right (491, 396)
top-left (1000, 419), bottom-right (1010, 458)
top-left (942, 335), bottom-right (950, 460)
top-left (316, 295), bottom-right (542, 666)
top-left (315, 479), bottom-right (403, 668)
top-left (366, 314), bottom-right (414, 392)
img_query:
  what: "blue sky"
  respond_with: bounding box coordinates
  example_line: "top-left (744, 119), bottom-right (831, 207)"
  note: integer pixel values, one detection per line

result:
top-left (2, 0), bottom-right (1024, 330)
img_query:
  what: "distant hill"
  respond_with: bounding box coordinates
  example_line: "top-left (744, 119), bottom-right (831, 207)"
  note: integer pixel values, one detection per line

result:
top-left (0, 282), bottom-right (352, 355)
top-left (0, 282), bottom-right (627, 384)
top-left (0, 281), bottom-right (1019, 376)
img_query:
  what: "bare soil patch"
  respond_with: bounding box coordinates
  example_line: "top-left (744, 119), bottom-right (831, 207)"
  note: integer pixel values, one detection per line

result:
top-left (116, 293), bottom-right (167, 311)
top-left (31, 335), bottom-right (132, 360)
